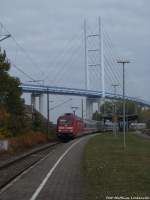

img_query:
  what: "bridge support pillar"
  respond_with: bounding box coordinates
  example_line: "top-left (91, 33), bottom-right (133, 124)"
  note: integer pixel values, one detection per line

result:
top-left (99, 97), bottom-right (105, 113)
top-left (86, 98), bottom-right (104, 119)
top-left (31, 93), bottom-right (36, 110)
top-left (86, 98), bottom-right (94, 119)
top-left (39, 94), bottom-right (44, 115)
top-left (98, 101), bottom-right (101, 113)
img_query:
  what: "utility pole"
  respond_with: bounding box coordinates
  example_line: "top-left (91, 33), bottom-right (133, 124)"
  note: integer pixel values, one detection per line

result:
top-left (31, 93), bottom-right (36, 129)
top-left (117, 60), bottom-right (130, 149)
top-left (81, 99), bottom-right (84, 120)
top-left (112, 84), bottom-right (119, 136)
top-left (47, 88), bottom-right (50, 135)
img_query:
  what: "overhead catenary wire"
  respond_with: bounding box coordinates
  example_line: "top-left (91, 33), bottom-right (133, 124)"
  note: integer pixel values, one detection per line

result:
top-left (0, 29), bottom-right (35, 82)
top-left (12, 63), bottom-right (35, 81)
top-left (0, 21), bottom-right (46, 81)
top-left (50, 98), bottom-right (72, 110)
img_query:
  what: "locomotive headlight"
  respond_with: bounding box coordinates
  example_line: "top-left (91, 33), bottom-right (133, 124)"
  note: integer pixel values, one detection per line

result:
top-left (67, 127), bottom-right (73, 132)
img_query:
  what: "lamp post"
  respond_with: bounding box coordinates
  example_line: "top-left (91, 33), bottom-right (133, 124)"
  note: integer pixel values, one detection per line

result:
top-left (49, 100), bottom-right (54, 123)
top-left (117, 60), bottom-right (130, 149)
top-left (71, 106), bottom-right (79, 116)
top-left (112, 84), bottom-right (119, 136)
top-left (81, 99), bottom-right (84, 120)
top-left (47, 88), bottom-right (50, 135)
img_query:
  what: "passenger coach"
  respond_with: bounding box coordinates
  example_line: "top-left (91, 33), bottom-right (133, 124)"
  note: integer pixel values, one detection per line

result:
top-left (56, 113), bottom-right (103, 139)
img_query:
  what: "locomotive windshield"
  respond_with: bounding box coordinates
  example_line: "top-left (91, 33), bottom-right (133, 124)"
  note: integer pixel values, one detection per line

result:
top-left (59, 119), bottom-right (73, 126)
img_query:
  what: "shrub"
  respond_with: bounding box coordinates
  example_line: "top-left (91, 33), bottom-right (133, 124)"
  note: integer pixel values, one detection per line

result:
top-left (9, 131), bottom-right (48, 151)
top-left (0, 128), bottom-right (11, 139)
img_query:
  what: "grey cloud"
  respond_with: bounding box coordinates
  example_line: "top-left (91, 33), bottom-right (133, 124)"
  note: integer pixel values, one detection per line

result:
top-left (0, 0), bottom-right (150, 102)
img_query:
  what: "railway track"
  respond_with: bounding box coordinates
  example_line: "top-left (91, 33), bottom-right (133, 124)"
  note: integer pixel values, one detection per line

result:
top-left (0, 132), bottom-right (99, 194)
top-left (0, 142), bottom-right (59, 192)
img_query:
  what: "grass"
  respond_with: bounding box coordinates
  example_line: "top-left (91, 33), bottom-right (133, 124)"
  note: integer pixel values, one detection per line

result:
top-left (83, 133), bottom-right (150, 200)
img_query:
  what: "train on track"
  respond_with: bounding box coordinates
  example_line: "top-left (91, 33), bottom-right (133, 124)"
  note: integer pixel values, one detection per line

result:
top-left (56, 113), bottom-right (104, 140)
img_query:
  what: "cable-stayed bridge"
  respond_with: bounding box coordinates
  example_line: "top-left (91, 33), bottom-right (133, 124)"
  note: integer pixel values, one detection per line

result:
top-left (1, 19), bottom-right (150, 120)
top-left (21, 82), bottom-right (150, 119)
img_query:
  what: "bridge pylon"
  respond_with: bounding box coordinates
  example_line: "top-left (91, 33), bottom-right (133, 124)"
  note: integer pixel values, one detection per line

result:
top-left (39, 94), bottom-right (44, 115)
top-left (84, 17), bottom-right (105, 119)
top-left (84, 17), bottom-right (105, 96)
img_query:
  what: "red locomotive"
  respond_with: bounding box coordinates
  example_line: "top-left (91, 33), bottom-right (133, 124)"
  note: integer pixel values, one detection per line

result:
top-left (56, 113), bottom-right (103, 139)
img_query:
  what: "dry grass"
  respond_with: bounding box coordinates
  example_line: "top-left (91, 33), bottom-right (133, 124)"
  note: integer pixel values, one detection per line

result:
top-left (9, 132), bottom-right (48, 152)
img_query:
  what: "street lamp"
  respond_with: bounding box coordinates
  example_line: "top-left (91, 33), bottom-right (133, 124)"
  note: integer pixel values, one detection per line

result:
top-left (47, 88), bottom-right (50, 135)
top-left (81, 99), bottom-right (84, 120)
top-left (117, 60), bottom-right (130, 149)
top-left (71, 106), bottom-right (79, 116)
top-left (112, 84), bottom-right (119, 136)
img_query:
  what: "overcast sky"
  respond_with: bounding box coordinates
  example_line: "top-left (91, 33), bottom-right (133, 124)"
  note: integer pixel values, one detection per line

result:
top-left (0, 0), bottom-right (150, 119)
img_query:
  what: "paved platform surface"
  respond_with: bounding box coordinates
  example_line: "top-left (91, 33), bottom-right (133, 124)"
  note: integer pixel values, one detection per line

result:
top-left (0, 134), bottom-right (95, 200)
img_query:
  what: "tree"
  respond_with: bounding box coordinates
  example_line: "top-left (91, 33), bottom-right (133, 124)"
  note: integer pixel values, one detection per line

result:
top-left (0, 49), bottom-right (23, 114)
top-left (116, 100), bottom-right (137, 115)
top-left (92, 100), bottom-right (138, 120)
top-left (100, 101), bottom-right (113, 115)
top-left (0, 48), bottom-right (27, 136)
top-left (92, 111), bottom-right (103, 121)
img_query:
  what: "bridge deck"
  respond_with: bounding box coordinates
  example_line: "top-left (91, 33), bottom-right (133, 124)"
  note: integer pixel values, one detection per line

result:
top-left (21, 83), bottom-right (150, 107)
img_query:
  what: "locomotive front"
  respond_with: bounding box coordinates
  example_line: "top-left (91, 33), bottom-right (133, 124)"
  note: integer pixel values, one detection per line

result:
top-left (57, 114), bottom-right (75, 139)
